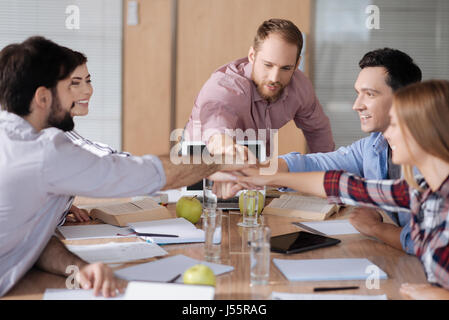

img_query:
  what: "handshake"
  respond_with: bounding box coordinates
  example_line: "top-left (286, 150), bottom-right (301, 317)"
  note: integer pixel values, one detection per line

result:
top-left (204, 134), bottom-right (282, 199)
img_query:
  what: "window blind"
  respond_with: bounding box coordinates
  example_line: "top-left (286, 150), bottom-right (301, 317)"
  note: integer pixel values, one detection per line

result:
top-left (0, 0), bottom-right (123, 150)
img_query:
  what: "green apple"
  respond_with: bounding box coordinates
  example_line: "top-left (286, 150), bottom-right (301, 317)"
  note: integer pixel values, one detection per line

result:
top-left (176, 196), bottom-right (203, 224)
top-left (239, 190), bottom-right (265, 215)
top-left (183, 264), bottom-right (216, 287)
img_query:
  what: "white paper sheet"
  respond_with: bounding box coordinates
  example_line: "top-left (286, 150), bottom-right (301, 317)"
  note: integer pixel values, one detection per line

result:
top-left (43, 289), bottom-right (124, 300)
top-left (43, 282), bottom-right (214, 300)
top-left (128, 218), bottom-right (206, 244)
top-left (271, 292), bottom-right (387, 300)
top-left (115, 254), bottom-right (234, 282)
top-left (300, 220), bottom-right (360, 235)
top-left (273, 258), bottom-right (388, 281)
top-left (65, 242), bottom-right (168, 264)
top-left (123, 281), bottom-right (215, 300)
top-left (58, 224), bottom-right (135, 240)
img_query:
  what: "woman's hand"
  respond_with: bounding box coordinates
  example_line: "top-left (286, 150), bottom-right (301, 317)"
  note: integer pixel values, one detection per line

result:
top-left (400, 283), bottom-right (449, 300)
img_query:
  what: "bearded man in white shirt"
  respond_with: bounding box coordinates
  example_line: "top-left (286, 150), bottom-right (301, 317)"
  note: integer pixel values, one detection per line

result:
top-left (0, 36), bottom-right (240, 298)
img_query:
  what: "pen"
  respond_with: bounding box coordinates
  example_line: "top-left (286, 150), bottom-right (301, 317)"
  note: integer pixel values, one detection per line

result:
top-left (117, 232), bottom-right (179, 238)
top-left (167, 273), bottom-right (181, 283)
top-left (313, 286), bottom-right (359, 292)
top-left (136, 232), bottom-right (179, 238)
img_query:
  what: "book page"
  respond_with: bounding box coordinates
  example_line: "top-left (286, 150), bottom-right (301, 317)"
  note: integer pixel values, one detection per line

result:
top-left (131, 198), bottom-right (161, 209)
top-left (299, 220), bottom-right (360, 235)
top-left (268, 195), bottom-right (334, 213)
top-left (95, 198), bottom-right (161, 214)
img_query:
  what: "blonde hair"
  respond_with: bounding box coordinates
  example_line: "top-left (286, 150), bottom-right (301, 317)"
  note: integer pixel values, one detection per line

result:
top-left (393, 80), bottom-right (449, 189)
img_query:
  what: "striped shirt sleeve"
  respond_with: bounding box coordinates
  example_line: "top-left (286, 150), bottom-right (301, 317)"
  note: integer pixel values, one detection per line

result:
top-left (324, 170), bottom-right (411, 212)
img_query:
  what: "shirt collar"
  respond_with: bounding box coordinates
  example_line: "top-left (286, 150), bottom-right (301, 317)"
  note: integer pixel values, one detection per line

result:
top-left (242, 60), bottom-right (290, 104)
top-left (372, 132), bottom-right (388, 154)
top-left (0, 110), bottom-right (39, 138)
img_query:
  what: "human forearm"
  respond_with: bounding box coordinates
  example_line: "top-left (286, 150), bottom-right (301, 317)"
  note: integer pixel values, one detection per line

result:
top-left (35, 236), bottom-right (87, 276)
top-left (261, 171), bottom-right (327, 198)
top-left (277, 158), bottom-right (289, 173)
top-left (371, 224), bottom-right (404, 251)
top-left (35, 236), bottom-right (127, 297)
top-left (158, 155), bottom-right (221, 190)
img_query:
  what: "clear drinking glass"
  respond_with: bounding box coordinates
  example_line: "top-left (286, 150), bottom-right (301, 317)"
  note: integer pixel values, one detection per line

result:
top-left (203, 209), bottom-right (222, 262)
top-left (250, 226), bottom-right (271, 285)
top-left (238, 190), bottom-right (259, 227)
top-left (203, 178), bottom-right (217, 211)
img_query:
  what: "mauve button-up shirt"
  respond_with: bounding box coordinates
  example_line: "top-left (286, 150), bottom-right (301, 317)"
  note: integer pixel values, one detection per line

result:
top-left (184, 57), bottom-right (335, 154)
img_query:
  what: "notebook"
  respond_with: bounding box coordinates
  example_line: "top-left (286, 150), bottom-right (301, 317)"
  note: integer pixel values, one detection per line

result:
top-left (114, 254), bottom-right (234, 282)
top-left (128, 218), bottom-right (208, 244)
top-left (65, 241), bottom-right (168, 264)
top-left (43, 281), bottom-right (215, 300)
top-left (123, 281), bottom-right (215, 300)
top-left (58, 224), bottom-right (136, 240)
top-left (273, 258), bottom-right (388, 281)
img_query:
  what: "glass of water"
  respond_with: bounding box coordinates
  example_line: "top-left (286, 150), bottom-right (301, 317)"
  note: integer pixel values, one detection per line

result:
top-left (238, 190), bottom-right (259, 227)
top-left (203, 209), bottom-right (222, 262)
top-left (203, 178), bottom-right (217, 211)
top-left (250, 226), bottom-right (271, 285)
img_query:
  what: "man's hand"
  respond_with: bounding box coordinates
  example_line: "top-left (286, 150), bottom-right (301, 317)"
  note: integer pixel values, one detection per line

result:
top-left (400, 283), bottom-right (449, 300)
top-left (348, 207), bottom-right (383, 237)
top-left (76, 262), bottom-right (128, 297)
top-left (65, 205), bottom-right (90, 223)
top-left (207, 133), bottom-right (258, 164)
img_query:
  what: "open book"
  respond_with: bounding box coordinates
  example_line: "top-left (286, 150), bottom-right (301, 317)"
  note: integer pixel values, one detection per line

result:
top-left (263, 194), bottom-right (338, 220)
top-left (86, 198), bottom-right (172, 227)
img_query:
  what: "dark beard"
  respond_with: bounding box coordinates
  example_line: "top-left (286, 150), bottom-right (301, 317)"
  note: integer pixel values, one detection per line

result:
top-left (47, 91), bottom-right (74, 132)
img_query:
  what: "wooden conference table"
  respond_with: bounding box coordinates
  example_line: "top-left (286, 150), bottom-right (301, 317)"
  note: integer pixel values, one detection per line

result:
top-left (3, 194), bottom-right (427, 300)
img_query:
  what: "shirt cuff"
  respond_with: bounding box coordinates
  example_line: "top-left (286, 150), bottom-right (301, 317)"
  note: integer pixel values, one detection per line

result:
top-left (278, 152), bottom-right (304, 172)
top-left (323, 170), bottom-right (345, 204)
top-left (400, 222), bottom-right (415, 255)
top-left (146, 155), bottom-right (166, 192)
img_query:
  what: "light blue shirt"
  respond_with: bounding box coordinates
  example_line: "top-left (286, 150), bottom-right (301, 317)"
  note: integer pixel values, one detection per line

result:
top-left (0, 111), bottom-right (166, 297)
top-left (279, 132), bottom-right (414, 254)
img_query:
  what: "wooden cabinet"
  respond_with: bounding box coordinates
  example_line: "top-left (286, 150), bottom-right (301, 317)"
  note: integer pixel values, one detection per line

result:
top-left (123, 0), bottom-right (311, 156)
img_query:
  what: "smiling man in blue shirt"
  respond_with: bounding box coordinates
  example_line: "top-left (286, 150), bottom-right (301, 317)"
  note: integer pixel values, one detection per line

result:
top-left (278, 48), bottom-right (422, 254)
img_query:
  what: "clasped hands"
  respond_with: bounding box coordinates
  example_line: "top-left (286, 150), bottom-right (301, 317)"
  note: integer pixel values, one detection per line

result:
top-left (206, 135), bottom-right (280, 198)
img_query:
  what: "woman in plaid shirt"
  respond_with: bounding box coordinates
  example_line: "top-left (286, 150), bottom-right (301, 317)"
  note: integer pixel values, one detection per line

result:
top-left (238, 80), bottom-right (449, 299)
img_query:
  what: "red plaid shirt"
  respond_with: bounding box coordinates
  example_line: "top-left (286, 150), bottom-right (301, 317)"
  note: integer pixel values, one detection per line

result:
top-left (324, 170), bottom-right (449, 289)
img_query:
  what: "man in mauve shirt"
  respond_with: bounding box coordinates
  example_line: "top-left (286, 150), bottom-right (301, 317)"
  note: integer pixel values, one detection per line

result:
top-left (184, 18), bottom-right (334, 160)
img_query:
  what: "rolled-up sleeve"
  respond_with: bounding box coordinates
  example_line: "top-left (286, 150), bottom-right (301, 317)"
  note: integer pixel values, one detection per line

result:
top-left (323, 170), bottom-right (411, 212)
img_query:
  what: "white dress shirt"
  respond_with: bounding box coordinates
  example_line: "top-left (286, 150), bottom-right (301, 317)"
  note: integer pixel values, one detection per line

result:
top-left (0, 111), bottom-right (166, 296)
top-left (65, 130), bottom-right (131, 158)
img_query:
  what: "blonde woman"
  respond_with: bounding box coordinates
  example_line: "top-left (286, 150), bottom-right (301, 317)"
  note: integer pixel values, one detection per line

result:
top-left (237, 80), bottom-right (449, 299)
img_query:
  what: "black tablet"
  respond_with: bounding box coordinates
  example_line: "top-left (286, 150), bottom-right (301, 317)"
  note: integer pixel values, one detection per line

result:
top-left (270, 231), bottom-right (341, 254)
